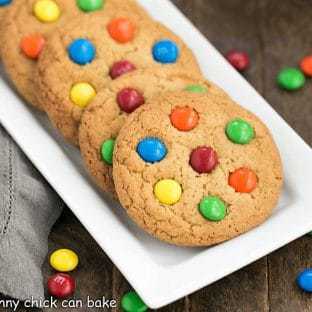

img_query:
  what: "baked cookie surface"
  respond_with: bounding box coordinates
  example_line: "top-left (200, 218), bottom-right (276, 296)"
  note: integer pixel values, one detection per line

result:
top-left (79, 69), bottom-right (225, 196)
top-left (113, 91), bottom-right (283, 246)
top-left (37, 14), bottom-right (201, 144)
top-left (1, 0), bottom-right (148, 109)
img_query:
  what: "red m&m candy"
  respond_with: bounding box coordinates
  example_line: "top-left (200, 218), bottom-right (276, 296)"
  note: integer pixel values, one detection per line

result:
top-left (226, 50), bottom-right (250, 71)
top-left (190, 146), bottom-right (218, 174)
top-left (47, 273), bottom-right (75, 299)
top-left (117, 88), bottom-right (145, 113)
top-left (109, 60), bottom-right (136, 79)
top-left (20, 34), bottom-right (45, 59)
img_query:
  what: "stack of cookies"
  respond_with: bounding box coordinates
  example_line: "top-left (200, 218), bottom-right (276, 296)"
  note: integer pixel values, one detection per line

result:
top-left (0, 0), bottom-right (283, 246)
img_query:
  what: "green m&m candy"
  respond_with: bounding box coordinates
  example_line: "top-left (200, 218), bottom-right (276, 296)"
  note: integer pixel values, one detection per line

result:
top-left (226, 118), bottom-right (254, 144)
top-left (277, 68), bottom-right (305, 91)
top-left (101, 139), bottom-right (115, 165)
top-left (77, 0), bottom-right (104, 12)
top-left (185, 84), bottom-right (207, 93)
top-left (199, 196), bottom-right (227, 222)
top-left (121, 291), bottom-right (148, 312)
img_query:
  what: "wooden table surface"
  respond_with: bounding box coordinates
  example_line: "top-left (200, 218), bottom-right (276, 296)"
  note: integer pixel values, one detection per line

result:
top-left (5, 0), bottom-right (312, 311)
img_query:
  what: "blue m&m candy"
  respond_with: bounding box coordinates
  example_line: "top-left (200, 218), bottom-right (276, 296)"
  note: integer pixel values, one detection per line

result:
top-left (152, 40), bottom-right (179, 64)
top-left (68, 38), bottom-right (96, 65)
top-left (0, 0), bottom-right (12, 5)
top-left (297, 269), bottom-right (312, 292)
top-left (137, 137), bottom-right (167, 163)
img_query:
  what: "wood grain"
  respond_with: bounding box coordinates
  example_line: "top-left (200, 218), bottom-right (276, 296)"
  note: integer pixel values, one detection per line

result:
top-left (1, 0), bottom-right (312, 311)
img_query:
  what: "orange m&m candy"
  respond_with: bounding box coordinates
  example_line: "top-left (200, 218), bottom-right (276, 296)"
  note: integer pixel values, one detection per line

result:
top-left (300, 55), bottom-right (312, 77)
top-left (229, 168), bottom-right (258, 193)
top-left (107, 18), bottom-right (136, 43)
top-left (20, 34), bottom-right (45, 59)
top-left (170, 106), bottom-right (199, 131)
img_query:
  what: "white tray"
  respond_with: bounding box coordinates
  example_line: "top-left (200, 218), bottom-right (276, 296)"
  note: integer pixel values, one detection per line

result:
top-left (1, 0), bottom-right (312, 309)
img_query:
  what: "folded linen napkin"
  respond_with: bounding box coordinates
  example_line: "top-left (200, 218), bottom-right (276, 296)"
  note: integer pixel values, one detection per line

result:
top-left (0, 124), bottom-right (62, 301)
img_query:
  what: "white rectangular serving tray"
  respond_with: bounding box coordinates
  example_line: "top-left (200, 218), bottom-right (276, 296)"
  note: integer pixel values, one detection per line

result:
top-left (1, 0), bottom-right (312, 309)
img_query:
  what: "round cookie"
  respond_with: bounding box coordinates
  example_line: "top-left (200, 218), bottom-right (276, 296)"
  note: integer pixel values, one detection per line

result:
top-left (37, 14), bottom-right (201, 144)
top-left (79, 69), bottom-right (227, 196)
top-left (113, 91), bottom-right (283, 246)
top-left (0, 0), bottom-right (148, 110)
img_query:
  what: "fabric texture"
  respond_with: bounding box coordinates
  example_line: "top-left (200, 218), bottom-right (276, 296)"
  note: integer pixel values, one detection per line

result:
top-left (0, 125), bottom-right (63, 301)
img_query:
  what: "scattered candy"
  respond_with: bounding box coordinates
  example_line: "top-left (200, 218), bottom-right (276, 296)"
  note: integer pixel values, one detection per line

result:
top-left (226, 50), bottom-right (250, 71)
top-left (297, 269), bottom-right (312, 292)
top-left (152, 40), bottom-right (179, 64)
top-left (117, 88), bottom-right (145, 113)
top-left (110, 60), bottom-right (136, 79)
top-left (170, 106), bottom-right (199, 131)
top-left (226, 118), bottom-right (254, 145)
top-left (70, 82), bottom-right (96, 108)
top-left (101, 139), bottom-right (115, 165)
top-left (190, 146), bottom-right (218, 174)
top-left (121, 291), bottom-right (148, 312)
top-left (20, 34), bottom-right (45, 59)
top-left (154, 179), bottom-right (182, 205)
top-left (199, 196), bottom-right (227, 221)
top-left (33, 0), bottom-right (61, 23)
top-left (229, 168), bottom-right (258, 193)
top-left (185, 84), bottom-right (207, 93)
top-left (300, 55), bottom-right (312, 77)
top-left (47, 273), bottom-right (76, 299)
top-left (68, 38), bottom-right (96, 65)
top-left (277, 67), bottom-right (305, 91)
top-left (137, 137), bottom-right (167, 163)
top-left (77, 0), bottom-right (104, 12)
top-left (50, 249), bottom-right (79, 272)
top-left (107, 18), bottom-right (136, 43)
top-left (0, 0), bottom-right (12, 6)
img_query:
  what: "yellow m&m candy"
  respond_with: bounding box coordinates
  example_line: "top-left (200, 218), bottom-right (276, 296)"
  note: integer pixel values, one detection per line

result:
top-left (154, 179), bottom-right (182, 205)
top-left (70, 82), bottom-right (96, 108)
top-left (50, 249), bottom-right (79, 272)
top-left (33, 0), bottom-right (61, 23)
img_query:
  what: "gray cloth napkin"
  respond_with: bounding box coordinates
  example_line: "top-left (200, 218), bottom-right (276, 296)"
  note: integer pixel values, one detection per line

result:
top-left (0, 124), bottom-right (63, 301)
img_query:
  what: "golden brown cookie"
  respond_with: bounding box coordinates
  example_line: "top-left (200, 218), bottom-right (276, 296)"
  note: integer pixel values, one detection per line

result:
top-left (37, 14), bottom-right (201, 145)
top-left (113, 91), bottom-right (283, 246)
top-left (1, 0), bottom-right (148, 110)
top-left (79, 69), bottom-right (226, 197)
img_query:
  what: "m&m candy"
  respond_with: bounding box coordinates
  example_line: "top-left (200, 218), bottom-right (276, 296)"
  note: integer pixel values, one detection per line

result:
top-left (107, 18), bottom-right (136, 43)
top-left (300, 55), bottom-right (312, 77)
top-left (101, 139), bottom-right (115, 165)
top-left (190, 146), bottom-right (218, 174)
top-left (229, 168), bottom-right (258, 193)
top-left (20, 34), bottom-right (45, 59)
top-left (137, 137), bottom-right (167, 163)
top-left (297, 269), bottom-right (312, 292)
top-left (68, 38), bottom-right (96, 65)
top-left (199, 196), bottom-right (227, 222)
top-left (50, 249), bottom-right (79, 272)
top-left (277, 68), bottom-right (305, 91)
top-left (47, 273), bottom-right (76, 298)
top-left (70, 82), bottom-right (96, 108)
top-left (110, 60), bottom-right (136, 79)
top-left (77, 0), bottom-right (104, 12)
top-left (121, 291), bottom-right (148, 312)
top-left (33, 0), bottom-right (61, 23)
top-left (154, 179), bottom-right (182, 205)
top-left (170, 106), bottom-right (199, 131)
top-left (0, 0), bottom-right (12, 6)
top-left (226, 50), bottom-right (250, 72)
top-left (185, 84), bottom-right (207, 93)
top-left (226, 118), bottom-right (254, 145)
top-left (152, 40), bottom-right (179, 64)
top-left (117, 88), bottom-right (145, 113)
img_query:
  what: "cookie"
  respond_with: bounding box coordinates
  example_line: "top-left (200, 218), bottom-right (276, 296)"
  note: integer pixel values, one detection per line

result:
top-left (36, 14), bottom-right (201, 144)
top-left (79, 69), bottom-right (226, 196)
top-left (0, 0), bottom-right (148, 110)
top-left (113, 91), bottom-right (283, 246)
